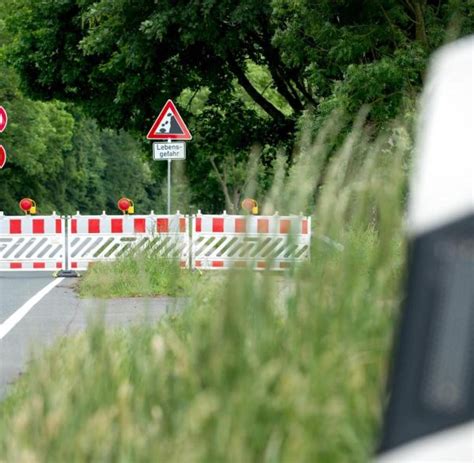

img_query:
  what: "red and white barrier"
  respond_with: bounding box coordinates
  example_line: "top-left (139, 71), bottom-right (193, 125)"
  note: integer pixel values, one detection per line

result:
top-left (0, 211), bottom-right (311, 272)
top-left (0, 212), bottom-right (65, 271)
top-left (191, 212), bottom-right (311, 270)
top-left (67, 212), bottom-right (189, 270)
top-left (69, 214), bottom-right (187, 235)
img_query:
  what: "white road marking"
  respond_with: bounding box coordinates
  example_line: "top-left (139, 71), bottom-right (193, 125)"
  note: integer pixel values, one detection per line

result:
top-left (0, 277), bottom-right (64, 340)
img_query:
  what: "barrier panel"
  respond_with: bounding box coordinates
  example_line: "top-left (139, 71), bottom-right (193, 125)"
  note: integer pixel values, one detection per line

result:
top-left (0, 212), bottom-right (311, 272)
top-left (191, 213), bottom-right (311, 270)
top-left (67, 212), bottom-right (189, 270)
top-left (0, 212), bottom-right (65, 271)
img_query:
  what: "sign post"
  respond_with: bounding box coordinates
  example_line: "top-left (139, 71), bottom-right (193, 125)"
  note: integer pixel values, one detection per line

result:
top-left (147, 100), bottom-right (192, 214)
top-left (168, 156), bottom-right (171, 215)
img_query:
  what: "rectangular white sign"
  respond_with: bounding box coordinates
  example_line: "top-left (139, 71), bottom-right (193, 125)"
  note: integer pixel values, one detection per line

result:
top-left (153, 142), bottom-right (186, 160)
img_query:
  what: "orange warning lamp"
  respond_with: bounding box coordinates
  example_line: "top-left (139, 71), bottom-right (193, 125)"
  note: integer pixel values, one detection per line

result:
top-left (241, 198), bottom-right (258, 215)
top-left (117, 197), bottom-right (134, 214)
top-left (19, 198), bottom-right (37, 215)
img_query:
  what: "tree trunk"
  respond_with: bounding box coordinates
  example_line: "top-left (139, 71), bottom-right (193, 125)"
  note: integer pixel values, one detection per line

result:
top-left (413, 1), bottom-right (428, 46)
top-left (404, 0), bottom-right (428, 46)
top-left (210, 157), bottom-right (235, 213)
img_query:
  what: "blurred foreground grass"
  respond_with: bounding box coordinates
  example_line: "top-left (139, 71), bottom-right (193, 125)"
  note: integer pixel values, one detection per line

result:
top-left (0, 118), bottom-right (409, 462)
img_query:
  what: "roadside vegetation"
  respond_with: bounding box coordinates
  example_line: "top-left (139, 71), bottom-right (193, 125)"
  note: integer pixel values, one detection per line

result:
top-left (0, 1), bottom-right (470, 459)
top-left (79, 256), bottom-right (201, 299)
top-left (0, 118), bottom-right (408, 461)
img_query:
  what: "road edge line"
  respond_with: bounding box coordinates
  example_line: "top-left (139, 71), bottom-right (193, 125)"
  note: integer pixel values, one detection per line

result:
top-left (0, 277), bottom-right (64, 340)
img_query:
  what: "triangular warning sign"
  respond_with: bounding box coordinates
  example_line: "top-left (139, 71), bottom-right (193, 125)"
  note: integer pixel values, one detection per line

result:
top-left (147, 100), bottom-right (192, 140)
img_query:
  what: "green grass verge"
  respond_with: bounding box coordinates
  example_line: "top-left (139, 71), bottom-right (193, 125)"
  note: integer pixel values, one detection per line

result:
top-left (79, 256), bottom-right (200, 298)
top-left (0, 118), bottom-right (408, 462)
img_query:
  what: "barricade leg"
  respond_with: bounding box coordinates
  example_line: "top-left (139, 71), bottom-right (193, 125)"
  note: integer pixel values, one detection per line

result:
top-left (56, 215), bottom-right (79, 278)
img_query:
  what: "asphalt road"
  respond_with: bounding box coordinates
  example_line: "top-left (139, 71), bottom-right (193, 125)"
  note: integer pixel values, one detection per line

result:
top-left (0, 271), bottom-right (181, 399)
top-left (0, 272), bottom-right (54, 324)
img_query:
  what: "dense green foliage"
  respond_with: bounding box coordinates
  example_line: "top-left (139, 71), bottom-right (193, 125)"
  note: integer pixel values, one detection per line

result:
top-left (0, 119), bottom-right (407, 461)
top-left (6, 0), bottom-right (473, 129)
top-left (0, 15), bottom-right (155, 214)
top-left (1, 0), bottom-right (472, 213)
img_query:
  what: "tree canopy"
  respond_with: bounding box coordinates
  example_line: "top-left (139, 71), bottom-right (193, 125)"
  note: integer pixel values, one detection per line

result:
top-left (6, 0), bottom-right (472, 131)
top-left (0, 14), bottom-right (154, 215)
top-left (1, 0), bottom-right (473, 213)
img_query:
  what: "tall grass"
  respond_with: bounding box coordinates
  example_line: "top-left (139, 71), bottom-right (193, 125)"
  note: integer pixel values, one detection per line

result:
top-left (0, 118), bottom-right (409, 462)
top-left (79, 256), bottom-right (200, 298)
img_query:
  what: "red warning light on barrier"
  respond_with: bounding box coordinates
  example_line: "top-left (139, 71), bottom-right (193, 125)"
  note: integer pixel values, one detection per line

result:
top-left (241, 198), bottom-right (258, 215)
top-left (19, 198), bottom-right (37, 215)
top-left (117, 197), bottom-right (134, 214)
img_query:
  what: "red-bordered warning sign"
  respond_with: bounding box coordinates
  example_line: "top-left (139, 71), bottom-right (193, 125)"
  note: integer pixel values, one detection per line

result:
top-left (0, 145), bottom-right (6, 169)
top-left (147, 100), bottom-right (192, 141)
top-left (0, 106), bottom-right (7, 133)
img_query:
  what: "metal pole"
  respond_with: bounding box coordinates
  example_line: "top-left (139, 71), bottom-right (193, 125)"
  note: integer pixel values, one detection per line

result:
top-left (64, 215), bottom-right (69, 271)
top-left (57, 215), bottom-right (78, 277)
top-left (167, 159), bottom-right (171, 215)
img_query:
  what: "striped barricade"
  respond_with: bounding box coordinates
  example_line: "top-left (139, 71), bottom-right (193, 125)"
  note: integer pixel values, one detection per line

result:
top-left (191, 213), bottom-right (311, 270)
top-left (0, 211), bottom-right (312, 272)
top-left (0, 212), bottom-right (65, 271)
top-left (67, 212), bottom-right (189, 270)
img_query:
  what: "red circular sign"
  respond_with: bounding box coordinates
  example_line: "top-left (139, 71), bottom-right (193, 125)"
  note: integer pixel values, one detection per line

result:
top-left (0, 145), bottom-right (6, 169)
top-left (0, 106), bottom-right (7, 133)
